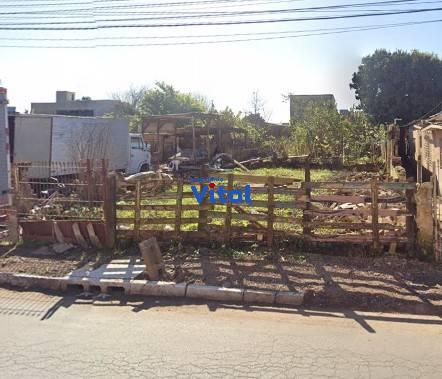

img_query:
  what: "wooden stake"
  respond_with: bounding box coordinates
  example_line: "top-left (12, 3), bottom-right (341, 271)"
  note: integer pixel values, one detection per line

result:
top-left (371, 178), bottom-right (380, 253)
top-left (267, 176), bottom-right (275, 247)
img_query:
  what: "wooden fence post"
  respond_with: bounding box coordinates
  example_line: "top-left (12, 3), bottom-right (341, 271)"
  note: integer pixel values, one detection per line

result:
top-left (175, 177), bottom-right (183, 239)
top-left (198, 165), bottom-right (209, 233)
top-left (406, 185), bottom-right (416, 256)
top-left (134, 181), bottom-right (142, 241)
top-left (224, 173), bottom-right (233, 245)
top-left (302, 157), bottom-right (311, 238)
top-left (101, 159), bottom-right (108, 202)
top-left (371, 178), bottom-right (380, 253)
top-left (86, 158), bottom-right (93, 202)
top-left (103, 174), bottom-right (116, 249)
top-left (267, 176), bottom-right (275, 248)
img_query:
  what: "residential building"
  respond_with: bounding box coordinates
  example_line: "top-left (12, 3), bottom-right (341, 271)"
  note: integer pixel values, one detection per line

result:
top-left (31, 91), bottom-right (122, 117)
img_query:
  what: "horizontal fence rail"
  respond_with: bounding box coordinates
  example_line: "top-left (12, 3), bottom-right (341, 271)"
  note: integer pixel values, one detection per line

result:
top-left (114, 170), bottom-right (416, 250)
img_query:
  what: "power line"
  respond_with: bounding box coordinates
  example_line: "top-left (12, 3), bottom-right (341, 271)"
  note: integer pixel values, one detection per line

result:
top-left (3, 2), bottom-right (442, 25)
top-left (0, 18), bottom-right (439, 47)
top-left (0, 6), bottom-right (441, 29)
top-left (0, 0), bottom-right (427, 14)
top-left (0, 19), bottom-right (438, 41)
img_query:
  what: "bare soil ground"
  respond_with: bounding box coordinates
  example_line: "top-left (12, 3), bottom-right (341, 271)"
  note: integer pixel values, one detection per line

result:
top-left (0, 244), bottom-right (90, 277)
top-left (159, 245), bottom-right (442, 316)
top-left (1, 242), bottom-right (441, 316)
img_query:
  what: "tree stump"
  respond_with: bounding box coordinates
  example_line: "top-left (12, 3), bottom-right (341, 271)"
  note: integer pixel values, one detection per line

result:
top-left (139, 237), bottom-right (164, 281)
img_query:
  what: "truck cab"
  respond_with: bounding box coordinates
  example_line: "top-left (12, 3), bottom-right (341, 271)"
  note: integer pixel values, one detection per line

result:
top-left (127, 133), bottom-right (151, 174)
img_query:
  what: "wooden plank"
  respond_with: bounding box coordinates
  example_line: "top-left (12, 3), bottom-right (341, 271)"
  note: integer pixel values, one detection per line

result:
top-left (309, 195), bottom-right (366, 204)
top-left (379, 182), bottom-right (416, 190)
top-left (175, 177), bottom-right (183, 237)
top-left (117, 217), bottom-right (200, 225)
top-left (232, 205), bottom-right (266, 230)
top-left (304, 208), bottom-right (410, 217)
top-left (224, 173), bottom-right (233, 244)
top-left (212, 172), bottom-right (300, 185)
top-left (116, 204), bottom-right (209, 211)
top-left (208, 211), bottom-right (268, 221)
top-left (305, 182), bottom-right (372, 189)
top-left (303, 221), bottom-right (402, 231)
top-left (371, 178), bottom-right (380, 253)
top-left (304, 234), bottom-right (408, 244)
top-left (250, 187), bottom-right (304, 195)
top-left (72, 222), bottom-right (89, 249)
top-left (87, 223), bottom-right (102, 248)
top-left (267, 176), bottom-right (275, 247)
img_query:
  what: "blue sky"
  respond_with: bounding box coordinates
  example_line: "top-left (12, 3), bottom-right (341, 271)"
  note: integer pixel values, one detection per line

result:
top-left (0, 0), bottom-right (441, 122)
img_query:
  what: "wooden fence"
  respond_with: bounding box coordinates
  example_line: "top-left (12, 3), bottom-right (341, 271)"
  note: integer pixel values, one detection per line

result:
top-left (112, 168), bottom-right (416, 251)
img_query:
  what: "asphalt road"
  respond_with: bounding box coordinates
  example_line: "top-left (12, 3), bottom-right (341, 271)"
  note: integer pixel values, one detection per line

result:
top-left (0, 287), bottom-right (441, 378)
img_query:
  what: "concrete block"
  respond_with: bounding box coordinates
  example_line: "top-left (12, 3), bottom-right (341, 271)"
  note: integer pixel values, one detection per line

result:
top-left (130, 280), bottom-right (186, 297)
top-left (0, 272), bottom-right (14, 285)
top-left (28, 275), bottom-right (63, 291)
top-left (61, 277), bottom-right (89, 292)
top-left (96, 279), bottom-right (130, 294)
top-left (186, 284), bottom-right (244, 303)
top-left (275, 291), bottom-right (304, 306)
top-left (243, 289), bottom-right (276, 305)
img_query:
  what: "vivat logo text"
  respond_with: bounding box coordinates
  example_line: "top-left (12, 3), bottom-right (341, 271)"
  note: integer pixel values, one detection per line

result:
top-left (190, 177), bottom-right (252, 205)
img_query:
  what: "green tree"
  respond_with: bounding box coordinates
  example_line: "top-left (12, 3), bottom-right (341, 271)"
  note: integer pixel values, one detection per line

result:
top-left (111, 82), bottom-right (208, 130)
top-left (289, 105), bottom-right (383, 163)
top-left (350, 49), bottom-right (442, 124)
top-left (138, 81), bottom-right (208, 116)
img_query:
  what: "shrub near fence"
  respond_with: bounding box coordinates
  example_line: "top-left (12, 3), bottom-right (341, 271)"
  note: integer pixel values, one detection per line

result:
top-left (114, 167), bottom-right (416, 251)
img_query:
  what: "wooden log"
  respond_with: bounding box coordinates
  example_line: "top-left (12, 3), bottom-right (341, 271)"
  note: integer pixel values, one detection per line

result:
top-left (233, 159), bottom-right (250, 172)
top-left (139, 237), bottom-right (164, 281)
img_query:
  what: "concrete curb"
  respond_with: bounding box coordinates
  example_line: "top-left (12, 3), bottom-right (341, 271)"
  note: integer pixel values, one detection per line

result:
top-left (0, 271), bottom-right (304, 307)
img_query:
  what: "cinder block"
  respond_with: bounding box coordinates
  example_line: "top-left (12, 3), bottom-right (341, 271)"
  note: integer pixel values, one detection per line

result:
top-left (130, 280), bottom-right (186, 297)
top-left (275, 291), bottom-right (304, 306)
top-left (186, 284), bottom-right (244, 302)
top-left (243, 289), bottom-right (276, 305)
top-left (95, 279), bottom-right (130, 294)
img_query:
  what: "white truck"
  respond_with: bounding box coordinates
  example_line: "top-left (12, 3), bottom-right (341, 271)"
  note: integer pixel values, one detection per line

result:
top-left (0, 87), bottom-right (11, 207)
top-left (13, 114), bottom-right (151, 178)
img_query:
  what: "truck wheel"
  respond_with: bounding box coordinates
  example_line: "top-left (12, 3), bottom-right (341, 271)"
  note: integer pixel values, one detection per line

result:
top-left (140, 164), bottom-right (150, 172)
